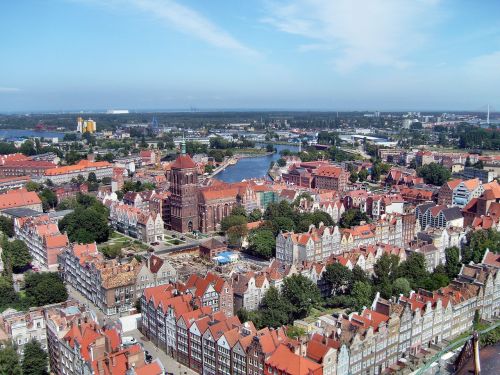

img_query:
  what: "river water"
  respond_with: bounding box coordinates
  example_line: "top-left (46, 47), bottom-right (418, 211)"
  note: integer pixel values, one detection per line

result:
top-left (0, 129), bottom-right (66, 140)
top-left (216, 144), bottom-right (299, 183)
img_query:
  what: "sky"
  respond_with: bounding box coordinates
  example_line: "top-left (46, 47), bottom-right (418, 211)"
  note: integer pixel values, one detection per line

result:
top-left (1, 0), bottom-right (500, 112)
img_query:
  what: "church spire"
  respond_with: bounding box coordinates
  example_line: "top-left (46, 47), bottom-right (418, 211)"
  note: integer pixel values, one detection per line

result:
top-left (181, 133), bottom-right (186, 155)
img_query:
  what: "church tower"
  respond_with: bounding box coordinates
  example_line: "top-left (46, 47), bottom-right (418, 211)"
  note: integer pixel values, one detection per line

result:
top-left (169, 141), bottom-right (199, 233)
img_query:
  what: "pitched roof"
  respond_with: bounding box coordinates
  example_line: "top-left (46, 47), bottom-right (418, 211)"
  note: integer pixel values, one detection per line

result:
top-left (171, 154), bottom-right (196, 169)
top-left (0, 188), bottom-right (41, 209)
top-left (266, 344), bottom-right (322, 375)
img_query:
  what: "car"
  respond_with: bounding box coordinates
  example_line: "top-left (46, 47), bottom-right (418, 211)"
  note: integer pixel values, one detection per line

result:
top-left (121, 336), bottom-right (137, 346)
top-left (180, 236), bottom-right (185, 241)
top-left (145, 353), bottom-right (153, 363)
top-left (171, 234), bottom-right (177, 238)
top-left (150, 241), bottom-right (160, 246)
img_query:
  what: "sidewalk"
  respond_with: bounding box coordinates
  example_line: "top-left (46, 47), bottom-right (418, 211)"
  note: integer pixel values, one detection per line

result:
top-left (128, 329), bottom-right (197, 375)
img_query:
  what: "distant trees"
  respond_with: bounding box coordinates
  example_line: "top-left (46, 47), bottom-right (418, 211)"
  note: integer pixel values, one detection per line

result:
top-left (417, 162), bottom-right (451, 186)
top-left (461, 229), bottom-right (500, 264)
top-left (39, 188), bottom-right (58, 211)
top-left (246, 229), bottom-right (275, 259)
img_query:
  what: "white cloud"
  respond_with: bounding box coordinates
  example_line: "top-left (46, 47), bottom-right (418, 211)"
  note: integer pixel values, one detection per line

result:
top-left (262, 0), bottom-right (441, 72)
top-left (76, 0), bottom-right (259, 57)
top-left (0, 87), bottom-right (20, 93)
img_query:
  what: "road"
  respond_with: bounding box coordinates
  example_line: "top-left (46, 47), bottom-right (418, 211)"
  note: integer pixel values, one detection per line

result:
top-left (127, 329), bottom-right (197, 375)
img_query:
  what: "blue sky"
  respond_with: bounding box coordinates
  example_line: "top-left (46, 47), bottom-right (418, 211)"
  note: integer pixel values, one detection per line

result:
top-left (1, 0), bottom-right (499, 112)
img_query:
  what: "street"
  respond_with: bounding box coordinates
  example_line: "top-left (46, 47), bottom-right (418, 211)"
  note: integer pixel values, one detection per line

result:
top-left (127, 329), bottom-right (197, 375)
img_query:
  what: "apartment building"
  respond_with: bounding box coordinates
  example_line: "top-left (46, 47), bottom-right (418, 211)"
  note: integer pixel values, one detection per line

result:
top-left (0, 307), bottom-right (46, 355)
top-left (0, 175), bottom-right (30, 192)
top-left (0, 159), bottom-right (55, 178)
top-left (313, 165), bottom-right (349, 192)
top-left (415, 203), bottom-right (464, 229)
top-left (109, 202), bottom-right (164, 243)
top-left (14, 214), bottom-right (69, 270)
top-left (44, 160), bottom-right (113, 184)
top-left (58, 243), bottom-right (173, 315)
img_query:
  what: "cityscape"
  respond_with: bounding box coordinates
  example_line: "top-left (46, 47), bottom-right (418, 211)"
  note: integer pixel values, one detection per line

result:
top-left (1, 1), bottom-right (500, 375)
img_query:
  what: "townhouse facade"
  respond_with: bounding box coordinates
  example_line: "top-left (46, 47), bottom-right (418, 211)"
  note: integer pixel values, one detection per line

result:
top-left (58, 243), bottom-right (173, 315)
top-left (109, 202), bottom-right (164, 243)
top-left (14, 214), bottom-right (69, 270)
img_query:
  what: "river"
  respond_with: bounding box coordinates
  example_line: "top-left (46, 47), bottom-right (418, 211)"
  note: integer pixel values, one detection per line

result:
top-left (0, 129), bottom-right (67, 140)
top-left (216, 144), bottom-right (299, 183)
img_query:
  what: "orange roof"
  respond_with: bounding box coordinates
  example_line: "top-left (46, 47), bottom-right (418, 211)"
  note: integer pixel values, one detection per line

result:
top-left (446, 179), bottom-right (463, 190)
top-left (0, 188), bottom-right (41, 209)
top-left (135, 361), bottom-right (162, 375)
top-left (266, 344), bottom-right (323, 375)
top-left (314, 165), bottom-right (344, 178)
top-left (45, 160), bottom-right (111, 176)
top-left (45, 233), bottom-right (69, 249)
top-left (171, 154), bottom-right (196, 169)
top-left (462, 178), bottom-right (480, 191)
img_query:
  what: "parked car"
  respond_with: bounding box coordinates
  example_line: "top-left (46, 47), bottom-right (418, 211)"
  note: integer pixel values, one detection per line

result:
top-left (122, 336), bottom-right (137, 346)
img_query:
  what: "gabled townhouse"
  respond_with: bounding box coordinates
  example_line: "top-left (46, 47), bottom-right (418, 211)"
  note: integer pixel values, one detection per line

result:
top-left (14, 214), bottom-right (69, 270)
top-left (306, 333), bottom-right (349, 375)
top-left (180, 273), bottom-right (234, 317)
top-left (232, 272), bottom-right (270, 312)
top-left (311, 199), bottom-right (345, 222)
top-left (109, 202), bottom-right (164, 243)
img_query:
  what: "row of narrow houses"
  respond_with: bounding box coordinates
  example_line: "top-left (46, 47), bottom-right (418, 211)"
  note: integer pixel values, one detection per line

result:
top-left (275, 213), bottom-right (417, 265)
top-left (139, 253), bottom-right (500, 375)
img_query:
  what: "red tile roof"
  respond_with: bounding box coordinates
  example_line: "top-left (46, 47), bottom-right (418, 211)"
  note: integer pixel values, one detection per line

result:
top-left (171, 154), bottom-right (196, 169)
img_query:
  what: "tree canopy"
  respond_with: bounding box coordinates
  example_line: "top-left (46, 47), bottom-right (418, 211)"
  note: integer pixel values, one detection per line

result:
top-left (417, 162), bottom-right (451, 186)
top-left (24, 272), bottom-right (68, 307)
top-left (22, 340), bottom-right (48, 375)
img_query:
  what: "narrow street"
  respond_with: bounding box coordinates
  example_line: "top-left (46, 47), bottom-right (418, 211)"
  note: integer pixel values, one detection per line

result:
top-left (127, 329), bottom-right (197, 375)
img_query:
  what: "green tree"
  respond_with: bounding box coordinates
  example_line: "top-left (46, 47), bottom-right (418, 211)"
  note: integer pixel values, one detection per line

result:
top-left (286, 326), bottom-right (306, 339)
top-left (24, 272), bottom-right (68, 307)
top-left (276, 158), bottom-right (286, 167)
top-left (247, 229), bottom-right (275, 259)
top-left (39, 188), bottom-right (58, 211)
top-left (339, 209), bottom-right (370, 228)
top-left (220, 214), bottom-right (247, 232)
top-left (462, 229), bottom-right (500, 264)
top-left (25, 181), bottom-right (42, 192)
top-left (374, 253), bottom-right (400, 285)
top-left (22, 339), bottom-right (48, 375)
top-left (248, 208), bottom-right (262, 222)
top-left (323, 263), bottom-right (352, 296)
top-left (0, 216), bottom-right (14, 237)
top-left (349, 171), bottom-right (358, 183)
top-left (358, 169), bottom-right (368, 182)
top-left (0, 276), bottom-right (18, 310)
top-left (281, 274), bottom-right (321, 320)
top-left (0, 344), bottom-right (22, 375)
top-left (393, 277), bottom-right (411, 296)
top-left (87, 172), bottom-right (97, 182)
top-left (351, 281), bottom-right (373, 311)
top-left (445, 246), bottom-right (461, 279)
top-left (259, 287), bottom-right (292, 328)
top-left (417, 162), bottom-right (451, 186)
top-left (397, 253), bottom-right (429, 288)
top-left (3, 239), bottom-right (32, 273)
top-left (59, 206), bottom-right (110, 244)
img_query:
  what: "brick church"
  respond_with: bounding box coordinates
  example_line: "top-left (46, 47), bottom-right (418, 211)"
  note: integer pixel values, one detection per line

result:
top-left (167, 145), bottom-right (258, 234)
